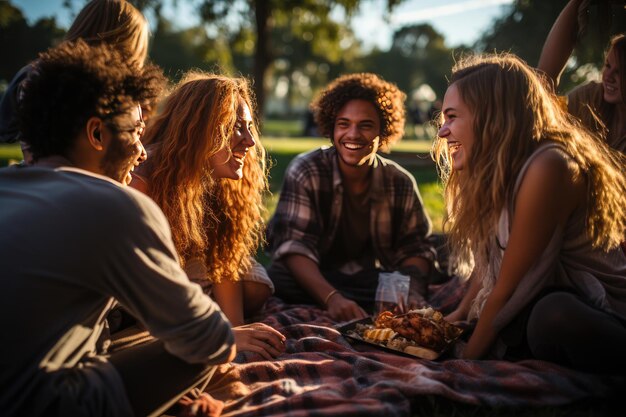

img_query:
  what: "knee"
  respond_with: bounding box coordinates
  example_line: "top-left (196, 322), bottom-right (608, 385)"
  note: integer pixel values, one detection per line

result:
top-left (526, 292), bottom-right (580, 356)
top-left (243, 282), bottom-right (272, 316)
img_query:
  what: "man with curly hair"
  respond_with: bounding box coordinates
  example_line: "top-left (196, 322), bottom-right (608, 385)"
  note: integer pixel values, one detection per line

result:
top-left (0, 41), bottom-right (235, 417)
top-left (266, 73), bottom-right (435, 321)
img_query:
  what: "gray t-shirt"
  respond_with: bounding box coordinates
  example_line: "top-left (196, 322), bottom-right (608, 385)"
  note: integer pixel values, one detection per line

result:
top-left (0, 165), bottom-right (234, 416)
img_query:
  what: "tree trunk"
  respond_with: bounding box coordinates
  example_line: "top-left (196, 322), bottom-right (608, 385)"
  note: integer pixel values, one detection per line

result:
top-left (253, 0), bottom-right (271, 118)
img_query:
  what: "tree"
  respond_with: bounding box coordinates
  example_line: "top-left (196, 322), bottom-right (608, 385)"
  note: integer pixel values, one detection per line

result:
top-left (361, 23), bottom-right (461, 104)
top-left (476, 0), bottom-right (626, 93)
top-left (149, 16), bottom-right (235, 80)
top-left (0, 1), bottom-right (64, 84)
top-left (126, 0), bottom-right (405, 116)
top-left (265, 4), bottom-right (362, 116)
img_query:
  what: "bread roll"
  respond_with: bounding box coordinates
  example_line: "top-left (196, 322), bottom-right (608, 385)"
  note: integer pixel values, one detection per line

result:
top-left (403, 345), bottom-right (439, 360)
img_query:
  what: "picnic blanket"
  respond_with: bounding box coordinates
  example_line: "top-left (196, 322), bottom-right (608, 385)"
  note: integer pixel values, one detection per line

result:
top-left (202, 278), bottom-right (626, 416)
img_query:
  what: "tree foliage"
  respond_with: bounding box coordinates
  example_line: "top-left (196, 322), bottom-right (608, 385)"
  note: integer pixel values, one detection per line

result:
top-left (361, 23), bottom-right (465, 104)
top-left (6, 0), bottom-right (623, 119)
top-left (476, 0), bottom-right (626, 93)
top-left (134, 0), bottom-right (405, 115)
top-left (0, 1), bottom-right (64, 84)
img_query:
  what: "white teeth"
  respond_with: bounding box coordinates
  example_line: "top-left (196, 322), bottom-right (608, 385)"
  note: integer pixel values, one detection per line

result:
top-left (344, 142), bottom-right (365, 150)
top-left (232, 149), bottom-right (247, 159)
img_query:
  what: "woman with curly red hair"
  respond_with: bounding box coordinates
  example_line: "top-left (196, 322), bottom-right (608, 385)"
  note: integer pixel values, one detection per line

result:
top-left (131, 72), bottom-right (285, 360)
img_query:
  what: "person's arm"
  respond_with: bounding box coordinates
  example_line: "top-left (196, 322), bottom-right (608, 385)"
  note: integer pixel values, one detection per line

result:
top-left (462, 149), bottom-right (582, 359)
top-left (195, 271), bottom-right (286, 360)
top-left (100, 191), bottom-right (235, 365)
top-left (445, 272), bottom-right (481, 323)
top-left (284, 254), bottom-right (368, 321)
top-left (212, 280), bottom-right (245, 326)
top-left (537, 0), bottom-right (583, 89)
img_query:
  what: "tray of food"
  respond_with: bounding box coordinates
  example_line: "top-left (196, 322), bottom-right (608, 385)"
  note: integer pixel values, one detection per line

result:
top-left (337, 307), bottom-right (464, 360)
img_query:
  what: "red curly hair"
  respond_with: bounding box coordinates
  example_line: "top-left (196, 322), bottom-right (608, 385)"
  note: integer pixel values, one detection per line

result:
top-left (141, 72), bottom-right (267, 283)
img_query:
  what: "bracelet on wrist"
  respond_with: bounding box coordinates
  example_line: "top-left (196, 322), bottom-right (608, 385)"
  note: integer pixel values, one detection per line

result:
top-left (323, 289), bottom-right (339, 306)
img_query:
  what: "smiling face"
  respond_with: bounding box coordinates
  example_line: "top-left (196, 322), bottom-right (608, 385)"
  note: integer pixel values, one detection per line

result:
top-left (209, 98), bottom-right (256, 180)
top-left (332, 99), bottom-right (381, 172)
top-left (602, 47), bottom-right (623, 104)
top-left (438, 83), bottom-right (475, 171)
top-left (101, 104), bottom-right (147, 185)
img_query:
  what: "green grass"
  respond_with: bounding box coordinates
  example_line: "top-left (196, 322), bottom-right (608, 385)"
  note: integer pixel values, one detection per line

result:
top-left (262, 119), bottom-right (303, 137)
top-left (0, 143), bottom-right (22, 166)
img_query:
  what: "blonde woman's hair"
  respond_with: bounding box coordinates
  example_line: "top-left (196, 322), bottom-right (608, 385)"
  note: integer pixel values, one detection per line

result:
top-left (65, 0), bottom-right (149, 67)
top-left (432, 53), bottom-right (626, 274)
top-left (141, 72), bottom-right (267, 283)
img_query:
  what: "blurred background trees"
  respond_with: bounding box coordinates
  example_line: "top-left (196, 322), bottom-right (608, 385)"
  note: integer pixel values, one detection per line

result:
top-left (2, 0), bottom-right (625, 128)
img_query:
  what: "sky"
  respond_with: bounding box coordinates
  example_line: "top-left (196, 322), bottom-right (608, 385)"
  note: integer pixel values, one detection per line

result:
top-left (13, 0), bottom-right (515, 49)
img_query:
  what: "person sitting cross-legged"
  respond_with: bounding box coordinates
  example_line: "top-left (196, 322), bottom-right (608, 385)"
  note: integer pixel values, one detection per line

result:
top-left (266, 73), bottom-right (436, 322)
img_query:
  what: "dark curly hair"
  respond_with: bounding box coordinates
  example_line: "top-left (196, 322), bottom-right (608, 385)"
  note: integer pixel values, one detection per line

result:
top-left (19, 40), bottom-right (166, 160)
top-left (311, 73), bottom-right (406, 149)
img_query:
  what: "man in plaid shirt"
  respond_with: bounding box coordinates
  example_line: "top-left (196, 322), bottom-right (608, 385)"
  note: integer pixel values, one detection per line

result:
top-left (266, 73), bottom-right (436, 321)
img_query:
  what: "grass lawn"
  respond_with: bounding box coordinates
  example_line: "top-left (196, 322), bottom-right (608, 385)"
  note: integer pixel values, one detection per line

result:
top-left (0, 143), bottom-right (22, 166)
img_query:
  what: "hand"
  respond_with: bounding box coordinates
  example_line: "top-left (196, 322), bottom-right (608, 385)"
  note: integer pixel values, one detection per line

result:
top-left (176, 391), bottom-right (224, 417)
top-left (406, 292), bottom-right (428, 311)
top-left (327, 293), bottom-right (368, 321)
top-left (233, 322), bottom-right (286, 360)
top-left (444, 308), bottom-right (465, 324)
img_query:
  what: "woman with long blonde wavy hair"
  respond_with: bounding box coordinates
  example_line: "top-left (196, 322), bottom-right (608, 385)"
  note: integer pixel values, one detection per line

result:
top-left (131, 71), bottom-right (285, 359)
top-left (433, 53), bottom-right (626, 373)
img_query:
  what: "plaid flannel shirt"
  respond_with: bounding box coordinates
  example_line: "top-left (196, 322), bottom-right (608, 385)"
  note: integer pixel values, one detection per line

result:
top-left (267, 146), bottom-right (435, 271)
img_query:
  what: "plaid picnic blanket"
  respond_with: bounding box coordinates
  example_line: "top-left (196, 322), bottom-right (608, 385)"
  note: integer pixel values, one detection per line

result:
top-left (203, 278), bottom-right (625, 416)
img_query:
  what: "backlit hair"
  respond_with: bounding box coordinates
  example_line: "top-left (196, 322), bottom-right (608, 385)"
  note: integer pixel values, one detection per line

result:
top-left (432, 53), bottom-right (626, 273)
top-left (608, 34), bottom-right (626, 104)
top-left (595, 34), bottom-right (626, 150)
top-left (311, 72), bottom-right (406, 150)
top-left (65, 0), bottom-right (149, 67)
top-left (141, 72), bottom-right (267, 283)
top-left (19, 40), bottom-right (164, 160)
